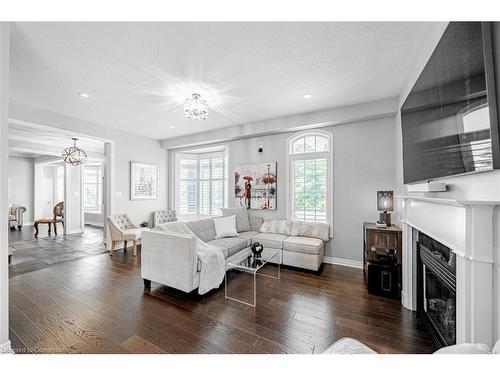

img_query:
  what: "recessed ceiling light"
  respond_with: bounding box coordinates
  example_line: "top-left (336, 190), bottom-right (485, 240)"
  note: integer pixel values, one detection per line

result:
top-left (78, 92), bottom-right (90, 98)
top-left (303, 94), bottom-right (312, 99)
top-left (169, 126), bottom-right (175, 129)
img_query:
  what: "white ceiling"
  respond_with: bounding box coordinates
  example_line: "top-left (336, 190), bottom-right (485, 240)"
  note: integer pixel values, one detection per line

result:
top-left (11, 22), bottom-right (432, 140)
top-left (9, 122), bottom-right (105, 159)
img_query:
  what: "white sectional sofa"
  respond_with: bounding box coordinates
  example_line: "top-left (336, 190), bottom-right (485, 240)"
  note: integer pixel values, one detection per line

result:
top-left (141, 208), bottom-right (329, 293)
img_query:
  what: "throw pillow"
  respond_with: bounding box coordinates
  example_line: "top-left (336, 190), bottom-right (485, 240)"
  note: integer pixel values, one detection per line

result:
top-left (259, 219), bottom-right (293, 235)
top-left (213, 215), bottom-right (239, 239)
top-left (291, 221), bottom-right (330, 241)
top-left (220, 207), bottom-right (252, 232)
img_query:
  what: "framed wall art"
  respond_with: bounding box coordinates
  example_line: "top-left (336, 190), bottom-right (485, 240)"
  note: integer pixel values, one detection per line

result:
top-left (130, 161), bottom-right (157, 200)
top-left (234, 162), bottom-right (277, 210)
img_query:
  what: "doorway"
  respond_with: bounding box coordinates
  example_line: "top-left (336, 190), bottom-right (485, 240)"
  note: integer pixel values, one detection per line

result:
top-left (7, 120), bottom-right (111, 276)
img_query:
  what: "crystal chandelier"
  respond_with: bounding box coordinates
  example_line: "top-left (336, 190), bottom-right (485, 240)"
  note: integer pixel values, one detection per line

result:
top-left (184, 93), bottom-right (208, 120)
top-left (62, 138), bottom-right (87, 166)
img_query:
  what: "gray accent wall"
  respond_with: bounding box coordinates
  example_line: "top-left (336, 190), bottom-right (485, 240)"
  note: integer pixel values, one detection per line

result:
top-left (168, 116), bottom-right (397, 262)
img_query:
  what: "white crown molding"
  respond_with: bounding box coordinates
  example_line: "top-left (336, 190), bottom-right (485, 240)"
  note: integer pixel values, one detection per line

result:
top-left (161, 97), bottom-right (398, 150)
top-left (324, 256), bottom-right (363, 269)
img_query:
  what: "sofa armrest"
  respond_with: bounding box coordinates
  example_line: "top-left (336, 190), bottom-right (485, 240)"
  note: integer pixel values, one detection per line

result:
top-left (141, 230), bottom-right (198, 293)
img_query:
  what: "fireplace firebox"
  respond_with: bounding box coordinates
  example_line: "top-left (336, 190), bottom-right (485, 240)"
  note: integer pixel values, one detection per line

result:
top-left (417, 231), bottom-right (457, 349)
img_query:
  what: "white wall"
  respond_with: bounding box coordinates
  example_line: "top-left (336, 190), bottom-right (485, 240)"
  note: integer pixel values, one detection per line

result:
top-left (169, 116), bottom-right (396, 262)
top-left (394, 22), bottom-right (500, 343)
top-left (8, 156), bottom-right (34, 223)
top-left (10, 101), bottom-right (168, 227)
top-left (0, 22), bottom-right (10, 353)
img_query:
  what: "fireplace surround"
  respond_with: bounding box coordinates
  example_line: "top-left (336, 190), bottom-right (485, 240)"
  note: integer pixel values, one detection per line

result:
top-left (396, 195), bottom-right (499, 348)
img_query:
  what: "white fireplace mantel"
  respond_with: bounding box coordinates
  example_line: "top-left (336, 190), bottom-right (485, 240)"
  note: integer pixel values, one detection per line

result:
top-left (395, 194), bottom-right (499, 347)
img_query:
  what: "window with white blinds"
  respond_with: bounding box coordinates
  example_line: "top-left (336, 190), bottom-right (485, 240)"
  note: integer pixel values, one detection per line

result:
top-left (288, 133), bottom-right (331, 223)
top-left (176, 150), bottom-right (228, 217)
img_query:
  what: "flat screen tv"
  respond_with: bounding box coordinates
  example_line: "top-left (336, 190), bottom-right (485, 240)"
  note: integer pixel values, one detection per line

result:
top-left (401, 22), bottom-right (500, 184)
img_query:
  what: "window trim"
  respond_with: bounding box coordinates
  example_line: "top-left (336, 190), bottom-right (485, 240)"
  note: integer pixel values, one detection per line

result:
top-left (174, 148), bottom-right (229, 219)
top-left (286, 130), bottom-right (333, 235)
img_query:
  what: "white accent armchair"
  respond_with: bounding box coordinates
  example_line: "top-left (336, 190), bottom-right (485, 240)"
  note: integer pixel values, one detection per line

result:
top-left (150, 209), bottom-right (177, 228)
top-left (8, 205), bottom-right (26, 230)
top-left (106, 214), bottom-right (144, 256)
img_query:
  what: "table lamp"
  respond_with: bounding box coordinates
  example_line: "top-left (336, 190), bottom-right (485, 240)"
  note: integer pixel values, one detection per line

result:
top-left (377, 190), bottom-right (394, 226)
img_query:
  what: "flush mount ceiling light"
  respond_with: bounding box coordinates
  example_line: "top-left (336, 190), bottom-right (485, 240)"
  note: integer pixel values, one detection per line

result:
top-left (184, 93), bottom-right (208, 120)
top-left (303, 94), bottom-right (313, 99)
top-left (62, 138), bottom-right (87, 166)
top-left (78, 92), bottom-right (90, 98)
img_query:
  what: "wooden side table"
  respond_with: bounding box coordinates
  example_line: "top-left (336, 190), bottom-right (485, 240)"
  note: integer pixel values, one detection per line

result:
top-left (363, 222), bottom-right (402, 298)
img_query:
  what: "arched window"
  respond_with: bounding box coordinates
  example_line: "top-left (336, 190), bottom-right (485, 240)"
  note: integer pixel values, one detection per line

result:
top-left (288, 131), bottom-right (332, 223)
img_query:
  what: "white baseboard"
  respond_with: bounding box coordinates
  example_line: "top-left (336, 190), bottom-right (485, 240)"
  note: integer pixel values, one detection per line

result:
top-left (323, 256), bottom-right (363, 269)
top-left (0, 340), bottom-right (13, 354)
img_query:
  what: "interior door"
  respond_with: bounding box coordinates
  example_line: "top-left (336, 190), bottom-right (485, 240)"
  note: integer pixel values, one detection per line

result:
top-left (41, 178), bottom-right (53, 217)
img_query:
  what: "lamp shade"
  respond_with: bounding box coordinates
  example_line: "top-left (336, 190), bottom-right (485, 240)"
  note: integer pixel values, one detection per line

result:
top-left (377, 191), bottom-right (394, 212)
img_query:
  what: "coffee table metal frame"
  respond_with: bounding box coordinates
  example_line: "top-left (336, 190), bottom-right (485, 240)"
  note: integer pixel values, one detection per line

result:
top-left (225, 247), bottom-right (281, 307)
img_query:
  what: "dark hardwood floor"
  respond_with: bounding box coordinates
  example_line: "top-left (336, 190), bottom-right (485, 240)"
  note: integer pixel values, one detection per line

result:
top-left (9, 225), bottom-right (105, 277)
top-left (9, 248), bottom-right (434, 354)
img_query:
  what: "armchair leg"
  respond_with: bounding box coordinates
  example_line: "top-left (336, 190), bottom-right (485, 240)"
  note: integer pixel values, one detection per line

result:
top-left (109, 240), bottom-right (116, 256)
top-left (123, 240), bottom-right (128, 251)
top-left (132, 240), bottom-right (137, 257)
top-left (143, 279), bottom-right (151, 289)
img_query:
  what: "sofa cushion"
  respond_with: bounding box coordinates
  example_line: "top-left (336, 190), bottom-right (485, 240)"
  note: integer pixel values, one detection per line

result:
top-left (434, 343), bottom-right (491, 354)
top-left (121, 227), bottom-right (144, 240)
top-left (291, 221), bottom-right (330, 241)
top-left (249, 214), bottom-right (264, 232)
top-left (207, 237), bottom-right (247, 258)
top-left (185, 218), bottom-right (216, 243)
top-left (252, 232), bottom-right (287, 249)
top-left (492, 339), bottom-right (500, 354)
top-left (322, 338), bottom-right (377, 354)
top-left (260, 219), bottom-right (293, 235)
top-left (221, 207), bottom-right (252, 232)
top-left (283, 236), bottom-right (324, 255)
top-left (237, 231), bottom-right (260, 246)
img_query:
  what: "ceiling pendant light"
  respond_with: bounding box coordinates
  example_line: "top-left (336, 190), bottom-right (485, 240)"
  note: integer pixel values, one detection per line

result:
top-left (62, 138), bottom-right (87, 166)
top-left (184, 93), bottom-right (208, 120)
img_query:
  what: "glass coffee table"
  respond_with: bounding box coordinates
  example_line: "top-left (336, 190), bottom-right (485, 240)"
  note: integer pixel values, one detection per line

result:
top-left (225, 247), bottom-right (281, 307)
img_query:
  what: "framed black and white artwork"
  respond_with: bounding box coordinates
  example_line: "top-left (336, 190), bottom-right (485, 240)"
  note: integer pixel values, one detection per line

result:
top-left (130, 161), bottom-right (157, 200)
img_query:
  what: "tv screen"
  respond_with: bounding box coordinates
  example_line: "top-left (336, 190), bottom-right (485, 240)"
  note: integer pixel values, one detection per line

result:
top-left (401, 22), bottom-right (498, 184)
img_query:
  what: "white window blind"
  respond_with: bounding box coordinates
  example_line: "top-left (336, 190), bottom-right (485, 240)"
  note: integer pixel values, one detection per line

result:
top-left (176, 150), bottom-right (228, 217)
top-left (289, 133), bottom-right (331, 223)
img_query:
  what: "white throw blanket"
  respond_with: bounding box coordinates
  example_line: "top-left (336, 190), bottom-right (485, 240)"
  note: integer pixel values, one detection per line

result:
top-left (155, 221), bottom-right (226, 295)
